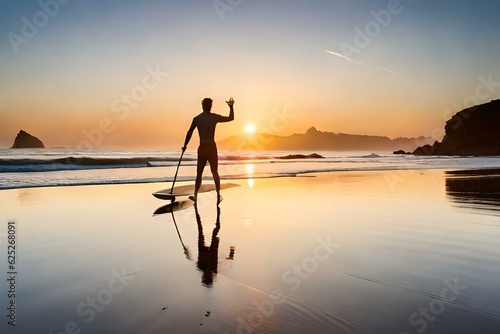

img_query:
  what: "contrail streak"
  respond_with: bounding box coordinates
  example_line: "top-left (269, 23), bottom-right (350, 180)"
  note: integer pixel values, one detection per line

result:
top-left (325, 50), bottom-right (398, 74)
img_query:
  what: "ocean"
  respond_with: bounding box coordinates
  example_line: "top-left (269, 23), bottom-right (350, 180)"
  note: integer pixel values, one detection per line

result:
top-left (1, 148), bottom-right (500, 190)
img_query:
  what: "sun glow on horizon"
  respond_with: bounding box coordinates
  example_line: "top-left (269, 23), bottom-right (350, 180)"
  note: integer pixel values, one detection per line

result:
top-left (244, 124), bottom-right (256, 134)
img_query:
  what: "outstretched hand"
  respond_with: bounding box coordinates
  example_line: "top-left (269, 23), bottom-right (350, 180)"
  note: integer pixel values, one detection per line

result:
top-left (226, 97), bottom-right (235, 106)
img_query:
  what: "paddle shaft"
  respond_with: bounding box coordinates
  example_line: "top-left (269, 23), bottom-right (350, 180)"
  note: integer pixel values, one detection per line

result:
top-left (170, 150), bottom-right (185, 194)
top-left (170, 210), bottom-right (190, 259)
top-left (170, 211), bottom-right (186, 249)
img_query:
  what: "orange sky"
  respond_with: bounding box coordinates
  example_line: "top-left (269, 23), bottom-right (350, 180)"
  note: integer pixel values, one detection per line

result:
top-left (1, 1), bottom-right (499, 149)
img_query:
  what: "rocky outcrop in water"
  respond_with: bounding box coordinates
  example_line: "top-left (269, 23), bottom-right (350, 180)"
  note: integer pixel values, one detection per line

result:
top-left (10, 130), bottom-right (45, 148)
top-left (276, 153), bottom-right (325, 159)
top-left (412, 100), bottom-right (500, 156)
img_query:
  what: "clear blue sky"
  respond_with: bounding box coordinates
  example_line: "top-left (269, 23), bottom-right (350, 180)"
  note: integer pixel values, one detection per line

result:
top-left (1, 0), bottom-right (499, 148)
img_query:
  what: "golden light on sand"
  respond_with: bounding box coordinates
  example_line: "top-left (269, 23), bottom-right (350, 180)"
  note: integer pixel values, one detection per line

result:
top-left (244, 124), bottom-right (256, 134)
top-left (247, 178), bottom-right (254, 188)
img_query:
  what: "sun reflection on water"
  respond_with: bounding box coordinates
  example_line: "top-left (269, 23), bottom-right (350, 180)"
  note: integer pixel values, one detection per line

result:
top-left (246, 164), bottom-right (255, 188)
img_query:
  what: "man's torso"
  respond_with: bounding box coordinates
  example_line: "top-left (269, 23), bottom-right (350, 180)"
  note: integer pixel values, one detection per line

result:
top-left (194, 112), bottom-right (224, 144)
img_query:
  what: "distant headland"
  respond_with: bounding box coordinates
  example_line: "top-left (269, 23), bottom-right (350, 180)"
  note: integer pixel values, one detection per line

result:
top-left (10, 130), bottom-right (45, 149)
top-left (218, 126), bottom-right (433, 152)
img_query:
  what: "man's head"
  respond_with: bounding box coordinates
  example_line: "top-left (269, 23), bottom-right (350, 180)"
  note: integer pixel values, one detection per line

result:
top-left (202, 98), bottom-right (213, 112)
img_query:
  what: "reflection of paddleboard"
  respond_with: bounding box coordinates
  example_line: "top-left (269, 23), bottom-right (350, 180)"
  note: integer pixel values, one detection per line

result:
top-left (153, 199), bottom-right (194, 215)
top-left (153, 183), bottom-right (239, 200)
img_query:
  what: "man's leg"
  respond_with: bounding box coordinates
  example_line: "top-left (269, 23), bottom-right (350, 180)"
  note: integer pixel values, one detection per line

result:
top-left (194, 148), bottom-right (208, 202)
top-left (208, 146), bottom-right (222, 204)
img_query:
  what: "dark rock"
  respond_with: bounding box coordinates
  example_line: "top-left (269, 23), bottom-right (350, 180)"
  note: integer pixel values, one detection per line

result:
top-left (276, 153), bottom-right (325, 159)
top-left (11, 130), bottom-right (45, 148)
top-left (393, 150), bottom-right (408, 155)
top-left (412, 100), bottom-right (500, 156)
top-left (412, 144), bottom-right (437, 155)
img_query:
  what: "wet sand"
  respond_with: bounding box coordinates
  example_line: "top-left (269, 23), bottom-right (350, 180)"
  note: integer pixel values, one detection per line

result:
top-left (1, 169), bottom-right (500, 333)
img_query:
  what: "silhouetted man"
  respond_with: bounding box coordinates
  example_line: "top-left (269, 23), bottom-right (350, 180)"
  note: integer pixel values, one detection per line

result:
top-left (183, 97), bottom-right (234, 204)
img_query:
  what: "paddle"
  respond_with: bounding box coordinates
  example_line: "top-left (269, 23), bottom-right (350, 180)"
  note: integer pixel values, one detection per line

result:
top-left (170, 149), bottom-right (185, 195)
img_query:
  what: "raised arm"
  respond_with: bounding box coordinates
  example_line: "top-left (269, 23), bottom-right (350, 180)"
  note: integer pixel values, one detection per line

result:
top-left (182, 120), bottom-right (196, 151)
top-left (218, 97), bottom-right (235, 123)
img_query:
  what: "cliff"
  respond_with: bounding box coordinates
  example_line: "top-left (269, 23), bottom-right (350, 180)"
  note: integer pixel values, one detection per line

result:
top-left (413, 100), bottom-right (500, 156)
top-left (10, 130), bottom-right (45, 149)
top-left (218, 126), bottom-right (432, 152)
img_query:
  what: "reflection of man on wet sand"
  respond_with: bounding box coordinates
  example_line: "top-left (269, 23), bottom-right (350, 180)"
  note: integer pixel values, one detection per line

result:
top-left (196, 205), bottom-right (221, 287)
top-left (183, 97), bottom-right (235, 205)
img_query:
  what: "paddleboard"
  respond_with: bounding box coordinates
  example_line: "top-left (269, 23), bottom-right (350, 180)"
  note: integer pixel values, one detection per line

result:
top-left (153, 199), bottom-right (194, 215)
top-left (153, 183), bottom-right (239, 200)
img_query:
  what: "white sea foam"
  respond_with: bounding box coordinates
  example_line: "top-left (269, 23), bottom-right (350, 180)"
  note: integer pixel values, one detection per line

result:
top-left (1, 148), bottom-right (500, 190)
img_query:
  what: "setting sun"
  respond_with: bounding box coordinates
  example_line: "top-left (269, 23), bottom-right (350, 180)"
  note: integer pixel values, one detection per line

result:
top-left (244, 124), bottom-right (256, 134)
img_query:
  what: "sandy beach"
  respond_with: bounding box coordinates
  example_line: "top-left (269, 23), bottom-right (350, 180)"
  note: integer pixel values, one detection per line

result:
top-left (1, 169), bottom-right (500, 333)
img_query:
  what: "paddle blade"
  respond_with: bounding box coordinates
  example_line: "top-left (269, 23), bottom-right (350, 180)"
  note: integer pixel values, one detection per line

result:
top-left (152, 193), bottom-right (176, 200)
top-left (153, 199), bottom-right (194, 215)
